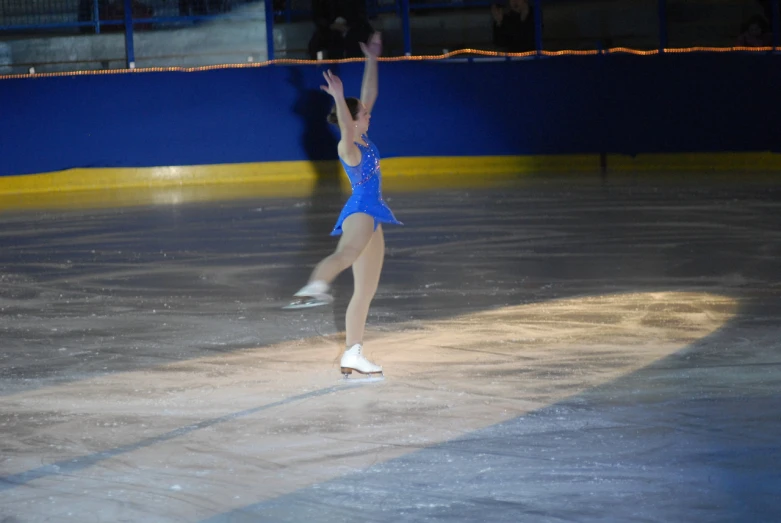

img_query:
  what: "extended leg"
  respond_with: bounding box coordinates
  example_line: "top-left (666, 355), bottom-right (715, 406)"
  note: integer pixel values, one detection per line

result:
top-left (285, 213), bottom-right (375, 309)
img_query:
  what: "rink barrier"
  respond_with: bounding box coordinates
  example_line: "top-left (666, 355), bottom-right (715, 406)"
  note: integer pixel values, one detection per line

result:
top-left (2, 54), bottom-right (780, 181)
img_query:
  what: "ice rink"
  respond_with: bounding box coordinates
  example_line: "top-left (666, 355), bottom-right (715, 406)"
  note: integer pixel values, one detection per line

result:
top-left (1, 173), bottom-right (779, 522)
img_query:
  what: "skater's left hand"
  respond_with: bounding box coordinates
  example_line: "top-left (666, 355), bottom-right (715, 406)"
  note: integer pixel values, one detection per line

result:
top-left (320, 69), bottom-right (344, 98)
top-left (360, 32), bottom-right (382, 60)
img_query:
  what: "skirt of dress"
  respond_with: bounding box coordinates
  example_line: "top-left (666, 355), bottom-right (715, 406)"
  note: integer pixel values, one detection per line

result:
top-left (331, 194), bottom-right (403, 236)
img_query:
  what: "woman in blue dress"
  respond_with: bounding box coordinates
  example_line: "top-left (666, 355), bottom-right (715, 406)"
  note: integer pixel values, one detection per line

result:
top-left (287, 33), bottom-right (401, 378)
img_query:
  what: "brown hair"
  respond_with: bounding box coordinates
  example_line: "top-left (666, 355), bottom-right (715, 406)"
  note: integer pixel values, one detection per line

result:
top-left (327, 97), bottom-right (361, 125)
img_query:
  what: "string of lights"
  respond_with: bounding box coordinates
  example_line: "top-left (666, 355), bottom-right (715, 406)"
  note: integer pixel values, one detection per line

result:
top-left (0, 46), bottom-right (775, 80)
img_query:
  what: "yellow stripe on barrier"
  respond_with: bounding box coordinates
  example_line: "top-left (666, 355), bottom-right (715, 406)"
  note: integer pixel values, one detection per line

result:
top-left (607, 152), bottom-right (781, 172)
top-left (0, 161), bottom-right (322, 195)
top-left (0, 155), bottom-right (599, 196)
top-left (0, 155), bottom-right (593, 211)
top-left (0, 153), bottom-right (779, 212)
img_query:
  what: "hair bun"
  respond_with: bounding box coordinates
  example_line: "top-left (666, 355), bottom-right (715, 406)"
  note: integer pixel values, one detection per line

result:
top-left (326, 97), bottom-right (361, 125)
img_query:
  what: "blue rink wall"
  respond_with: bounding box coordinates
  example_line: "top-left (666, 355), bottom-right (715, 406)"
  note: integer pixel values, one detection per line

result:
top-left (0, 53), bottom-right (780, 192)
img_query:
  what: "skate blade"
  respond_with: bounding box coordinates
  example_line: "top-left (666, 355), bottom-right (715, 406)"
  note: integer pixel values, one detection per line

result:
top-left (283, 298), bottom-right (331, 310)
top-left (341, 367), bottom-right (384, 382)
top-left (340, 374), bottom-right (385, 384)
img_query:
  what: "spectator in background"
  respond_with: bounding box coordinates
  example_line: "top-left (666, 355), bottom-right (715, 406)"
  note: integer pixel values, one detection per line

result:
top-left (308, 0), bottom-right (374, 59)
top-left (736, 14), bottom-right (772, 47)
top-left (491, 0), bottom-right (537, 53)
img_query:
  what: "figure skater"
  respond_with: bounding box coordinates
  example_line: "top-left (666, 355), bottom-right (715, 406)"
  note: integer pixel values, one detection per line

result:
top-left (285, 32), bottom-right (402, 379)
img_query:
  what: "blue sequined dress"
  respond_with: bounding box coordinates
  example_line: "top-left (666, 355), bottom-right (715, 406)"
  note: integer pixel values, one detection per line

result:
top-left (331, 135), bottom-right (403, 236)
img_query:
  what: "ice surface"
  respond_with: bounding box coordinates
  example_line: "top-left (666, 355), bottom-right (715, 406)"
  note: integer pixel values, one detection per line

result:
top-left (1, 175), bottom-right (779, 522)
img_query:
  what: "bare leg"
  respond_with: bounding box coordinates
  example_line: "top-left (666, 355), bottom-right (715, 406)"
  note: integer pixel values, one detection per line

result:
top-left (346, 225), bottom-right (385, 346)
top-left (308, 213), bottom-right (375, 285)
top-left (287, 213), bottom-right (376, 309)
top-left (339, 225), bottom-right (385, 376)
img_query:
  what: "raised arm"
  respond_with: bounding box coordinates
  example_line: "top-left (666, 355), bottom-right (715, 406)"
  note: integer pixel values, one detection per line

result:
top-left (359, 32), bottom-right (382, 113)
top-left (320, 70), bottom-right (361, 164)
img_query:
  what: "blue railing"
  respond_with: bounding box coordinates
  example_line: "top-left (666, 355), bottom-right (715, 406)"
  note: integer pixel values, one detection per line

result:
top-left (0, 0), bottom-right (253, 32)
top-left (1, 0), bottom-right (779, 71)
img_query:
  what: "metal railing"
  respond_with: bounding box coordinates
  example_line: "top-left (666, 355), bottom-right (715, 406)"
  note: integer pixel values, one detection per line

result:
top-left (0, 0), bottom-right (778, 73)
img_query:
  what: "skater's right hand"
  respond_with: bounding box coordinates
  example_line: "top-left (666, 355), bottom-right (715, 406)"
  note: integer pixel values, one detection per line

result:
top-left (320, 70), bottom-right (344, 99)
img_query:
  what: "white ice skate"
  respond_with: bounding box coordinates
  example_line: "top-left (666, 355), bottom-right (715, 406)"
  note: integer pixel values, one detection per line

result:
top-left (283, 280), bottom-right (333, 309)
top-left (340, 344), bottom-right (383, 379)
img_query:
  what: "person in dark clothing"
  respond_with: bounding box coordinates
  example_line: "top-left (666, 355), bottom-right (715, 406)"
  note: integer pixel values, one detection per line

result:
top-left (736, 14), bottom-right (772, 47)
top-left (491, 0), bottom-right (537, 53)
top-left (308, 0), bottom-right (374, 59)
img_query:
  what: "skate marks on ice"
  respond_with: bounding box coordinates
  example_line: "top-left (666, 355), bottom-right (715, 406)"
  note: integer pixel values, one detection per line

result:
top-left (0, 291), bottom-right (736, 522)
